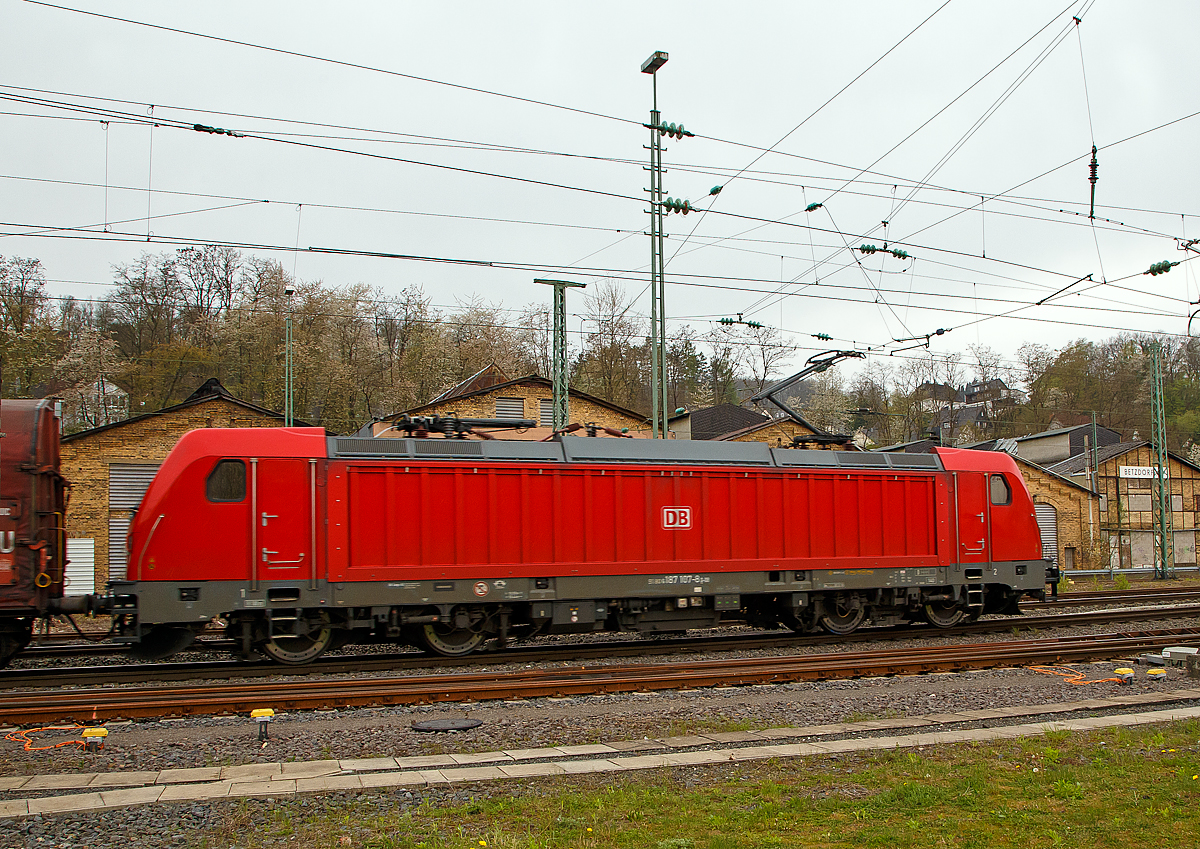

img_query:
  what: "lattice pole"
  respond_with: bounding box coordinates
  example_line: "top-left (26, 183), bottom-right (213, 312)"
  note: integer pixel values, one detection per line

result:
top-left (1149, 342), bottom-right (1174, 578)
top-left (536, 279), bottom-right (585, 431)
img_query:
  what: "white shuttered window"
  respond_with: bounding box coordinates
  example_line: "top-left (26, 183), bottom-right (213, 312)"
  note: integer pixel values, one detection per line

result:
top-left (495, 398), bottom-right (524, 419)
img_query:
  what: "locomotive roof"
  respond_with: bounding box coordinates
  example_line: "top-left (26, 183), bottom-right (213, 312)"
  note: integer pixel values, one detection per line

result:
top-left (327, 434), bottom-right (946, 471)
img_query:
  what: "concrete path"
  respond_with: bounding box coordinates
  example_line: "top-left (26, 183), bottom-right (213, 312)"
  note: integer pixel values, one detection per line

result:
top-left (2, 686), bottom-right (1198, 818)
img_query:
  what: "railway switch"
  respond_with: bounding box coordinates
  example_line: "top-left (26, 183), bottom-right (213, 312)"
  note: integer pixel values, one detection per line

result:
top-left (251, 708), bottom-right (275, 741)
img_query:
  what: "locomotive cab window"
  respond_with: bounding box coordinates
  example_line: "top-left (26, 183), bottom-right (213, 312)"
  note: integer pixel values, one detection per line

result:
top-left (989, 474), bottom-right (1011, 506)
top-left (206, 459), bottom-right (246, 502)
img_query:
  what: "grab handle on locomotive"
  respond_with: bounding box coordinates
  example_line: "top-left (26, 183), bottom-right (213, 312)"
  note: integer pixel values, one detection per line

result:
top-left (262, 549), bottom-right (305, 565)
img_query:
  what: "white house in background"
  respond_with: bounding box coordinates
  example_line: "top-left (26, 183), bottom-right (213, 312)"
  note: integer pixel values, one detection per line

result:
top-left (59, 378), bottom-right (129, 432)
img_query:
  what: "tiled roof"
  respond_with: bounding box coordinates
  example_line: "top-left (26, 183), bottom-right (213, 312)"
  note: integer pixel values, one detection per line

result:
top-left (1015, 422), bottom-right (1121, 443)
top-left (63, 378), bottom-right (297, 442)
top-left (429, 363), bottom-right (509, 403)
top-left (688, 404), bottom-right (768, 441)
top-left (388, 374), bottom-right (645, 422)
top-left (1046, 441), bottom-right (1145, 476)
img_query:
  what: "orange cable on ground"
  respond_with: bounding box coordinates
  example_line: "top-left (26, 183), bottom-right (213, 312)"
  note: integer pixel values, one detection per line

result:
top-left (5, 724), bottom-right (87, 751)
top-left (1026, 665), bottom-right (1123, 685)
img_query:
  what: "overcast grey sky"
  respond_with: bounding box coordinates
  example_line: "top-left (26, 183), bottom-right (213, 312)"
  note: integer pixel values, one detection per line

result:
top-left (3, 0), bottom-right (1198, 383)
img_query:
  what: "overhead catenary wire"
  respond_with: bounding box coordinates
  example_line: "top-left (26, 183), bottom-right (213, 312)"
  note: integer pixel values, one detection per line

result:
top-left (10, 216), bottom-right (1188, 316)
top-left (5, 89), bottom-right (1195, 256)
top-left (19, 0), bottom-right (644, 129)
top-left (10, 221), bottom-right (1198, 346)
top-left (6, 84), bottom-right (1196, 237)
top-left (679, 1), bottom-right (1090, 313)
top-left (662, 0), bottom-right (956, 268)
top-left (4, 26), bottom-right (1195, 357)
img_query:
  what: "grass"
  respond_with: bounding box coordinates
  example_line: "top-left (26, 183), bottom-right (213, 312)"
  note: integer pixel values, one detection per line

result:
top-left (194, 720), bottom-right (1200, 849)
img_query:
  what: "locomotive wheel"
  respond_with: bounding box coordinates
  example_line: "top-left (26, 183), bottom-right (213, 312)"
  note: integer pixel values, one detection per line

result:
top-left (923, 601), bottom-right (966, 628)
top-left (818, 597), bottom-right (866, 635)
top-left (260, 626), bottom-right (334, 665)
top-left (420, 623), bottom-right (487, 657)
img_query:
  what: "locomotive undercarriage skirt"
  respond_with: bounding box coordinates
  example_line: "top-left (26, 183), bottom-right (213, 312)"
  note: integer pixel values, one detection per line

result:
top-left (122, 560), bottom-right (1048, 625)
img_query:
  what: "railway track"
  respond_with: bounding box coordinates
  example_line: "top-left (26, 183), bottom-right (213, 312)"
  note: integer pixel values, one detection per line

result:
top-left (7, 603), bottom-right (1200, 690)
top-left (19, 587), bottom-right (1200, 660)
top-left (1025, 587), bottom-right (1200, 608)
top-left (2, 628), bottom-right (1197, 725)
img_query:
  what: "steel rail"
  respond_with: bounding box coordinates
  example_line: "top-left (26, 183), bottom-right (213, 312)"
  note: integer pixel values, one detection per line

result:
top-left (8, 604), bottom-right (1200, 690)
top-left (2, 629), bottom-right (1197, 724)
top-left (1025, 589), bottom-right (1200, 608)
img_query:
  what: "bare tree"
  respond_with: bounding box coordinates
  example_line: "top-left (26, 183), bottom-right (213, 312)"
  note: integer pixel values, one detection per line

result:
top-left (0, 256), bottom-right (49, 333)
top-left (175, 246), bottom-right (241, 338)
top-left (573, 280), bottom-right (646, 410)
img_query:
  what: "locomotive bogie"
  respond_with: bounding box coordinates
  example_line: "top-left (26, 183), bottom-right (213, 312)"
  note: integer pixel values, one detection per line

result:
top-left (114, 554), bottom-right (1047, 660)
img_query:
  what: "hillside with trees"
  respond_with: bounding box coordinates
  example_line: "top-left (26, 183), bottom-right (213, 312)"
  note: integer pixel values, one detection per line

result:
top-left (3, 248), bottom-right (1199, 452)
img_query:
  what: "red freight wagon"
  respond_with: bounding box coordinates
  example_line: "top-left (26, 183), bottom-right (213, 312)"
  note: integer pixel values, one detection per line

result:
top-left (0, 400), bottom-right (73, 667)
top-left (117, 428), bottom-right (1051, 664)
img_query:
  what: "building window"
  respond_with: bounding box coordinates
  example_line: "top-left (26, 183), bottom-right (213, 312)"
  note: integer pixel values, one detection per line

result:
top-left (539, 398), bottom-right (554, 427)
top-left (206, 460), bottom-right (246, 502)
top-left (1126, 494), bottom-right (1152, 513)
top-left (989, 474), bottom-right (1011, 506)
top-left (495, 398), bottom-right (524, 419)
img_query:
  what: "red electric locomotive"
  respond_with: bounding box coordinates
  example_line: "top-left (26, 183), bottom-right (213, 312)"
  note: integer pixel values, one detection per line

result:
top-left (110, 425), bottom-right (1053, 664)
top-left (0, 400), bottom-right (76, 668)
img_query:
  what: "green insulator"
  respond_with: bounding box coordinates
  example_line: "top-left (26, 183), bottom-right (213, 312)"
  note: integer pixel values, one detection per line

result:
top-left (805, 203), bottom-right (823, 213)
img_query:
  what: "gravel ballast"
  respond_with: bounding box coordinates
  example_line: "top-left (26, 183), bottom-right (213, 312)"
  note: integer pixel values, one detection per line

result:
top-left (2, 613), bottom-right (1198, 847)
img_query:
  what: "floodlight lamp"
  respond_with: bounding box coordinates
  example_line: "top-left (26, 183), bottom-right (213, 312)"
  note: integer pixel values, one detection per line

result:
top-left (641, 52), bottom-right (668, 74)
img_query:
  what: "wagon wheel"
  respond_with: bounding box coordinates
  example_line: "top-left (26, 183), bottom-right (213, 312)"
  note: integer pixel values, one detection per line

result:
top-left (420, 623), bottom-right (487, 657)
top-left (818, 596), bottom-right (866, 635)
top-left (260, 626), bottom-right (335, 665)
top-left (923, 600), bottom-right (966, 628)
top-left (0, 620), bottom-right (31, 670)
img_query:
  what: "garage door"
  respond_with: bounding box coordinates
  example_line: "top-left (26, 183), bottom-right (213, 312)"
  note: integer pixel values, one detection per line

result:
top-left (65, 538), bottom-right (95, 595)
top-left (108, 463), bottom-right (160, 581)
top-left (1034, 503), bottom-right (1058, 565)
top-left (109, 464), bottom-right (161, 509)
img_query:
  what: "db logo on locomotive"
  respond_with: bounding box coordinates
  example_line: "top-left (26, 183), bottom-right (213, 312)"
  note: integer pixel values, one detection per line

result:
top-left (662, 506), bottom-right (692, 530)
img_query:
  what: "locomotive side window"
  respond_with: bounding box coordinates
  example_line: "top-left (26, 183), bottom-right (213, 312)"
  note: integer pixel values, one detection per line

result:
top-left (206, 459), bottom-right (246, 502)
top-left (989, 474), bottom-right (1011, 506)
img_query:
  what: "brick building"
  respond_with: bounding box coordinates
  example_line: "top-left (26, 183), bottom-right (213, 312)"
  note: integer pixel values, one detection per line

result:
top-left (1048, 442), bottom-right (1200, 569)
top-left (1010, 455), bottom-right (1099, 570)
top-left (61, 379), bottom-right (288, 590)
top-left (717, 416), bottom-right (854, 449)
top-left (373, 369), bottom-right (648, 439)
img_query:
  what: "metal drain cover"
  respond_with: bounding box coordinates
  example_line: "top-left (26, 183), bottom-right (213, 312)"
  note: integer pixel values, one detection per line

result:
top-left (412, 718), bottom-right (483, 733)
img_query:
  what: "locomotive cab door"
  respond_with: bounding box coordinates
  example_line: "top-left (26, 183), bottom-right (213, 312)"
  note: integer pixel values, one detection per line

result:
top-left (953, 472), bottom-right (990, 565)
top-left (251, 458), bottom-right (319, 589)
